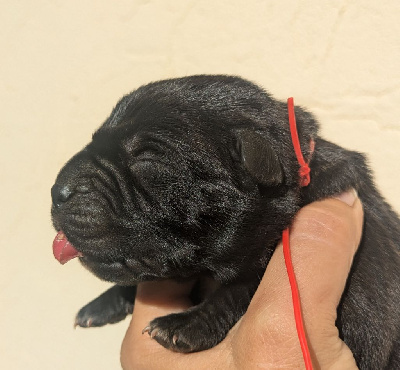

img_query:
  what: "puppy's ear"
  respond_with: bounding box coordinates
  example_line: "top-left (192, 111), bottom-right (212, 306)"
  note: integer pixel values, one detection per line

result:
top-left (233, 131), bottom-right (283, 185)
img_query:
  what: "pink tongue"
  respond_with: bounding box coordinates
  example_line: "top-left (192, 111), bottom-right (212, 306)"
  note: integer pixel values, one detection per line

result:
top-left (53, 231), bottom-right (82, 264)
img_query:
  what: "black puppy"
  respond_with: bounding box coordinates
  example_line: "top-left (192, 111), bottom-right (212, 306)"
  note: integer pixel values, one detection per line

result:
top-left (51, 75), bottom-right (400, 368)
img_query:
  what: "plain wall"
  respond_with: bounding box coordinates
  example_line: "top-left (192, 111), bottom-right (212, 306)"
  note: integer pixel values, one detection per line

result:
top-left (1, 1), bottom-right (399, 369)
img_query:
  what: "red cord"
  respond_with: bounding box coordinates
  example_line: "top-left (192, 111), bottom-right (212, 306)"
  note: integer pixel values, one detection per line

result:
top-left (283, 97), bottom-right (313, 369)
top-left (282, 229), bottom-right (313, 370)
top-left (287, 97), bottom-right (311, 187)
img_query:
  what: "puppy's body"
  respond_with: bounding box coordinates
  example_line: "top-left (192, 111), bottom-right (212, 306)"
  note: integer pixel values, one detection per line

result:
top-left (51, 76), bottom-right (400, 368)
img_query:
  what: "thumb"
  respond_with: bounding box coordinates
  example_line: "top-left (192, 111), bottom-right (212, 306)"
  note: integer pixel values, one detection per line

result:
top-left (231, 190), bottom-right (363, 369)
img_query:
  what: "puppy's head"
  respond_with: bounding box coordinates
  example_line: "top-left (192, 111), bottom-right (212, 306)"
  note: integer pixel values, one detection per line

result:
top-left (51, 75), bottom-right (318, 284)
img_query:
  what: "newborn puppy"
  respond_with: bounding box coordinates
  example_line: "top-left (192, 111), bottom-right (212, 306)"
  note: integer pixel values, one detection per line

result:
top-left (51, 75), bottom-right (400, 369)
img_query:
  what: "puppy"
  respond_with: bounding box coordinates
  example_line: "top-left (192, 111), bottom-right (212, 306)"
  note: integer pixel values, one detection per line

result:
top-left (51, 75), bottom-right (400, 369)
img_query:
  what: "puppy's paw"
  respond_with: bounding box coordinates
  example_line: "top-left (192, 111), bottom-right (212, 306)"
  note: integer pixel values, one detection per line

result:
top-left (142, 310), bottom-right (223, 353)
top-left (75, 299), bottom-right (132, 328)
top-left (75, 285), bottom-right (136, 328)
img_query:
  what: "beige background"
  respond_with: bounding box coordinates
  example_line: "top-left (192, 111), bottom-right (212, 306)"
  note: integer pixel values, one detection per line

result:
top-left (1, 1), bottom-right (399, 369)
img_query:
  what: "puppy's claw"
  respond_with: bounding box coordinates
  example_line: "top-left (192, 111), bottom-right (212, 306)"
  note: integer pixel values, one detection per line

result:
top-left (172, 334), bottom-right (178, 345)
top-left (74, 317), bottom-right (94, 328)
top-left (142, 325), bottom-right (151, 335)
top-left (150, 328), bottom-right (159, 339)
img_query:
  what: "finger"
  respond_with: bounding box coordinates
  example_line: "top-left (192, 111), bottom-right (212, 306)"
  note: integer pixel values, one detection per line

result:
top-left (121, 280), bottom-right (191, 369)
top-left (121, 280), bottom-right (230, 370)
top-left (232, 191), bottom-right (363, 368)
top-left (135, 280), bottom-right (195, 309)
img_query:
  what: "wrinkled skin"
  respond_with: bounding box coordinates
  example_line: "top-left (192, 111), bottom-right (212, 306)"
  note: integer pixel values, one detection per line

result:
top-left (51, 75), bottom-right (400, 368)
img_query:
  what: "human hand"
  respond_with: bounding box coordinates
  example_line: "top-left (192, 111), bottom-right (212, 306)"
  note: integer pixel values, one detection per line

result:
top-left (121, 190), bottom-right (363, 369)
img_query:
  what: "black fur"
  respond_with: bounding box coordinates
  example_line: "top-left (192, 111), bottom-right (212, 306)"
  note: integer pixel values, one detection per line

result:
top-left (51, 75), bottom-right (400, 368)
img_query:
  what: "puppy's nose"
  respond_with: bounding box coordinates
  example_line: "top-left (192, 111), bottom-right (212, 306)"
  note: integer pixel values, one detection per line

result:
top-left (51, 184), bottom-right (73, 208)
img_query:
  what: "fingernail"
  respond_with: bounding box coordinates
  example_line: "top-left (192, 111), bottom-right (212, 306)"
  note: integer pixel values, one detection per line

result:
top-left (333, 189), bottom-right (358, 206)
